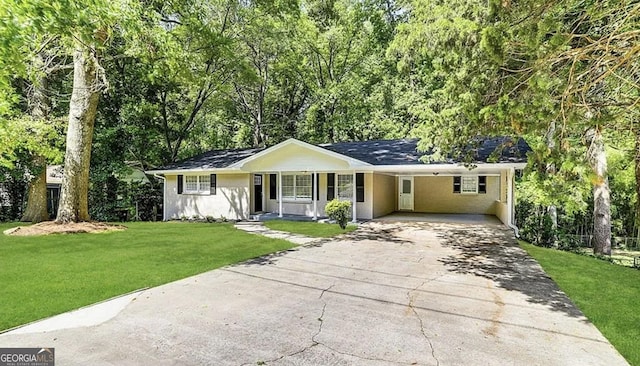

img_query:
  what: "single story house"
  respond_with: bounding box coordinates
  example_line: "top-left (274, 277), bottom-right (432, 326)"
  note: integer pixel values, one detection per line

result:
top-left (147, 137), bottom-right (530, 227)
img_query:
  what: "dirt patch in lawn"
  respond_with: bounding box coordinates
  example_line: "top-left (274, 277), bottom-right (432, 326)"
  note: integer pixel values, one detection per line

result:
top-left (3, 222), bottom-right (126, 236)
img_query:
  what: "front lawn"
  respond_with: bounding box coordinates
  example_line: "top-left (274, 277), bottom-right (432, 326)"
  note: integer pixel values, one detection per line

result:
top-left (521, 242), bottom-right (640, 365)
top-left (0, 222), bottom-right (295, 332)
top-left (263, 220), bottom-right (356, 238)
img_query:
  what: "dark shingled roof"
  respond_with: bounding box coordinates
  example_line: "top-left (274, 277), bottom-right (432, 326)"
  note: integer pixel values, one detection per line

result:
top-left (151, 137), bottom-right (530, 171)
top-left (321, 137), bottom-right (530, 165)
top-left (154, 147), bottom-right (265, 171)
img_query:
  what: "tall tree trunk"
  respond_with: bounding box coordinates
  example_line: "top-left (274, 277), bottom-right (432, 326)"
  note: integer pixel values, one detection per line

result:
top-left (56, 44), bottom-right (101, 223)
top-left (635, 124), bottom-right (640, 229)
top-left (586, 126), bottom-right (611, 255)
top-left (21, 54), bottom-right (51, 223)
top-left (545, 120), bottom-right (558, 247)
top-left (21, 157), bottom-right (49, 222)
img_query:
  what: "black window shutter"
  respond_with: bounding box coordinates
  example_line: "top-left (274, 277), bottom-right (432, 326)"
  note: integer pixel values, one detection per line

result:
top-left (356, 173), bottom-right (365, 202)
top-left (453, 176), bottom-right (461, 193)
top-left (478, 176), bottom-right (487, 194)
top-left (327, 173), bottom-right (335, 200)
top-left (210, 174), bottom-right (217, 195)
top-left (177, 175), bottom-right (183, 194)
top-left (269, 174), bottom-right (277, 199)
top-left (315, 173), bottom-right (320, 201)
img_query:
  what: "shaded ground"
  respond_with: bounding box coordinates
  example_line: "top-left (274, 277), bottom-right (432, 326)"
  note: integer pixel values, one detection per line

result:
top-left (434, 223), bottom-right (585, 317)
top-left (0, 221), bottom-right (627, 365)
top-left (3, 221), bottom-right (126, 236)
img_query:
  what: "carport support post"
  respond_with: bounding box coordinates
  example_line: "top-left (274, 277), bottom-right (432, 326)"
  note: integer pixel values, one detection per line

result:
top-left (313, 171), bottom-right (318, 220)
top-left (352, 171), bottom-right (357, 222)
top-left (507, 168), bottom-right (514, 225)
top-left (278, 171), bottom-right (283, 218)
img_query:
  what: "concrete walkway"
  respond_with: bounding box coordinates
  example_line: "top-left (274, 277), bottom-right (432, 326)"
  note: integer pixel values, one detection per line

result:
top-left (234, 221), bottom-right (320, 245)
top-left (0, 221), bottom-right (628, 365)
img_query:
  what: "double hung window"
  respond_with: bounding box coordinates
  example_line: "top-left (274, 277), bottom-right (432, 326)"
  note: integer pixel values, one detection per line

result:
top-left (282, 174), bottom-right (312, 201)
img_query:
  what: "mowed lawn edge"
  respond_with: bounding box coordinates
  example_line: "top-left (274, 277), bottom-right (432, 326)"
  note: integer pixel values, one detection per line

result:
top-left (520, 242), bottom-right (640, 366)
top-left (0, 222), bottom-right (296, 332)
top-left (263, 220), bottom-right (356, 238)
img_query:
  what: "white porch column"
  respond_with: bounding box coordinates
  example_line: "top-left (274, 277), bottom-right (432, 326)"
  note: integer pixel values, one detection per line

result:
top-left (352, 171), bottom-right (357, 222)
top-left (506, 168), bottom-right (514, 226)
top-left (278, 171), bottom-right (283, 218)
top-left (313, 172), bottom-right (318, 220)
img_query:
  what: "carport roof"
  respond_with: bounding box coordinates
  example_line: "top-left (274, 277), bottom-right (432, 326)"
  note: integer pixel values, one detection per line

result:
top-left (148, 137), bottom-right (530, 172)
top-left (319, 137), bottom-right (530, 165)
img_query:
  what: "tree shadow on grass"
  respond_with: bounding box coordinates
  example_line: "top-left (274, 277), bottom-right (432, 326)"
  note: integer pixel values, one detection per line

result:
top-left (436, 224), bottom-right (584, 318)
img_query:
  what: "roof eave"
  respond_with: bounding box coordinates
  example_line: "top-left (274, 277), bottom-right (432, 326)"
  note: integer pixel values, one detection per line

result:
top-left (145, 167), bottom-right (245, 175)
top-left (370, 162), bottom-right (527, 171)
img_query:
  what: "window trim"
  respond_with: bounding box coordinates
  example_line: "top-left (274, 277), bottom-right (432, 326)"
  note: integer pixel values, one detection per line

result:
top-left (336, 174), bottom-right (354, 201)
top-left (183, 175), bottom-right (211, 195)
top-left (281, 173), bottom-right (313, 202)
top-left (460, 176), bottom-right (478, 194)
top-left (453, 175), bottom-right (487, 195)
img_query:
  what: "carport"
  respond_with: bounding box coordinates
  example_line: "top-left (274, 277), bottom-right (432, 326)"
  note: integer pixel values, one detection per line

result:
top-left (373, 212), bottom-right (503, 225)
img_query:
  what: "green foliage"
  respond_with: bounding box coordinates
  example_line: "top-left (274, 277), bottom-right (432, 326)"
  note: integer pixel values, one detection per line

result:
top-left (0, 116), bottom-right (64, 169)
top-left (0, 166), bottom-right (28, 221)
top-left (521, 242), bottom-right (640, 365)
top-left (325, 199), bottom-right (351, 229)
top-left (0, 222), bottom-right (295, 331)
top-left (89, 175), bottom-right (162, 222)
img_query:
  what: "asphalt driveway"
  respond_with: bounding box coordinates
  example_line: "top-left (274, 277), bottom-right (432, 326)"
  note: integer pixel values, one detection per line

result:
top-left (0, 221), bottom-right (628, 365)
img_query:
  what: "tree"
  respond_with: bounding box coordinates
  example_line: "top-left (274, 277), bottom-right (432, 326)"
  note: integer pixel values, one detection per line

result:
top-left (480, 0), bottom-right (639, 255)
top-left (389, 0), bottom-right (639, 255)
top-left (299, 0), bottom-right (401, 143)
top-left (1, 0), bottom-right (146, 223)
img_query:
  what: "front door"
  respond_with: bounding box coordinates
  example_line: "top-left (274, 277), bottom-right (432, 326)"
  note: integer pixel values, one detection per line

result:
top-left (398, 176), bottom-right (414, 211)
top-left (254, 174), bottom-right (263, 212)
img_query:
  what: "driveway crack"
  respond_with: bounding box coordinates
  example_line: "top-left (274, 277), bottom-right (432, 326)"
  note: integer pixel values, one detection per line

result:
top-left (319, 284), bottom-right (334, 299)
top-left (407, 280), bottom-right (440, 366)
top-left (245, 284), bottom-right (334, 365)
top-left (313, 342), bottom-right (418, 365)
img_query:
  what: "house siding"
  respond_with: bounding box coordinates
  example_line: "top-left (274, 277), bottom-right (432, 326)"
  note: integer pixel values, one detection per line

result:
top-left (372, 173), bottom-right (396, 217)
top-left (165, 173), bottom-right (250, 220)
top-left (357, 173), bottom-right (373, 219)
top-left (413, 176), bottom-right (500, 215)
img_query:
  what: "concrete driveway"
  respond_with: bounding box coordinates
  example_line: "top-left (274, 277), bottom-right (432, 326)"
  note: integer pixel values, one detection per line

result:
top-left (0, 222), bottom-right (628, 365)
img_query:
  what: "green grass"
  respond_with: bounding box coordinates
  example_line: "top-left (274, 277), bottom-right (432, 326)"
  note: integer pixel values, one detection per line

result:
top-left (263, 220), bottom-right (356, 238)
top-left (520, 242), bottom-right (640, 365)
top-left (0, 222), bottom-right (295, 331)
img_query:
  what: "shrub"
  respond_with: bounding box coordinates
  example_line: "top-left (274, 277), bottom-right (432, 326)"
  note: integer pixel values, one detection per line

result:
top-left (325, 199), bottom-right (351, 229)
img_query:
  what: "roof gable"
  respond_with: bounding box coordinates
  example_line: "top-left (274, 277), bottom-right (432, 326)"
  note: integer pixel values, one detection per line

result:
top-left (229, 138), bottom-right (370, 171)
